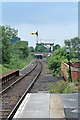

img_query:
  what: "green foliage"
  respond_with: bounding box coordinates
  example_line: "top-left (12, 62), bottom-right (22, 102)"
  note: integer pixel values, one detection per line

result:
top-left (7, 54), bottom-right (33, 69)
top-left (64, 37), bottom-right (80, 61)
top-left (48, 80), bottom-right (78, 93)
top-left (64, 39), bottom-right (71, 47)
top-left (53, 44), bottom-right (61, 51)
top-left (0, 25), bottom-right (30, 73)
top-left (29, 46), bottom-right (35, 52)
top-left (48, 47), bottom-right (66, 75)
top-left (64, 37), bottom-right (80, 50)
top-left (1, 25), bottom-right (18, 64)
top-left (16, 41), bottom-right (29, 58)
top-left (0, 25), bottom-right (29, 65)
top-left (48, 80), bottom-right (66, 93)
top-left (48, 40), bottom-right (79, 76)
top-left (0, 54), bottom-right (34, 74)
top-left (63, 83), bottom-right (77, 93)
top-left (0, 64), bottom-right (10, 74)
top-left (35, 43), bottom-right (48, 52)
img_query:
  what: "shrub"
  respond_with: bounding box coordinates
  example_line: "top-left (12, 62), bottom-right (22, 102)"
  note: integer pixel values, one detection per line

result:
top-left (48, 47), bottom-right (66, 76)
top-left (63, 83), bottom-right (78, 93)
top-left (48, 80), bottom-right (78, 93)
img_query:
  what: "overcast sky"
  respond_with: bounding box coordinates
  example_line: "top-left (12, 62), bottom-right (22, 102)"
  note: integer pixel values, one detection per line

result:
top-left (1, 2), bottom-right (78, 47)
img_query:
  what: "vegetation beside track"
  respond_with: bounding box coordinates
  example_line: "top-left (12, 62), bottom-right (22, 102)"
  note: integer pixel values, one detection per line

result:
top-left (48, 47), bottom-right (79, 76)
top-left (48, 80), bottom-right (79, 93)
top-left (0, 64), bottom-right (10, 74)
top-left (0, 54), bottom-right (34, 74)
top-left (0, 25), bottom-right (49, 74)
top-left (47, 37), bottom-right (80, 93)
top-left (0, 25), bottom-right (34, 74)
top-left (47, 37), bottom-right (80, 77)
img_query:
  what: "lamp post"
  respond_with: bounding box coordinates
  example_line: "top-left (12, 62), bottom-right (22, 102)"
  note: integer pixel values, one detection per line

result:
top-left (66, 47), bottom-right (72, 82)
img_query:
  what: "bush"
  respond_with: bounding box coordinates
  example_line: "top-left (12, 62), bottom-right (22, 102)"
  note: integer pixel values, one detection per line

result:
top-left (0, 64), bottom-right (10, 74)
top-left (48, 47), bottom-right (66, 76)
top-left (63, 83), bottom-right (78, 93)
top-left (48, 80), bottom-right (78, 93)
top-left (47, 46), bottom-right (78, 76)
top-left (1, 54), bottom-right (34, 74)
top-left (48, 80), bottom-right (67, 93)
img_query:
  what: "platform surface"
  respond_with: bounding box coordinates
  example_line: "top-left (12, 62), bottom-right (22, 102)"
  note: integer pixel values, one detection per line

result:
top-left (61, 93), bottom-right (79, 119)
top-left (13, 93), bottom-right (65, 119)
top-left (13, 93), bottom-right (79, 119)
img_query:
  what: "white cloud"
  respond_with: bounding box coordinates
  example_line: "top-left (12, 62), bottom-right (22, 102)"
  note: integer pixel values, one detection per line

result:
top-left (11, 22), bottom-right (77, 47)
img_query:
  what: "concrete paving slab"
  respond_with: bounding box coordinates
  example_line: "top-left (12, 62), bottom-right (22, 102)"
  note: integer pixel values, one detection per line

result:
top-left (50, 94), bottom-right (65, 119)
top-left (61, 93), bottom-right (79, 119)
top-left (61, 93), bottom-right (78, 108)
top-left (64, 108), bottom-right (78, 118)
top-left (14, 93), bottom-right (50, 118)
top-left (20, 111), bottom-right (50, 118)
top-left (14, 93), bottom-right (80, 119)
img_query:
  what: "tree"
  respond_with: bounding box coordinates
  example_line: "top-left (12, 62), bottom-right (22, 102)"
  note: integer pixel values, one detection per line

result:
top-left (48, 47), bottom-right (67, 75)
top-left (71, 37), bottom-right (80, 49)
top-left (64, 37), bottom-right (80, 49)
top-left (35, 43), bottom-right (48, 52)
top-left (64, 39), bottom-right (71, 47)
top-left (0, 25), bottom-right (29, 64)
top-left (1, 25), bottom-right (18, 64)
top-left (16, 41), bottom-right (29, 58)
top-left (29, 46), bottom-right (35, 52)
top-left (53, 44), bottom-right (61, 51)
top-left (11, 36), bottom-right (20, 44)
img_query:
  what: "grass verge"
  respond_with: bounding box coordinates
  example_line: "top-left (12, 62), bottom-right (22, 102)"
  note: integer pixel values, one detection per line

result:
top-left (48, 80), bottom-right (79, 93)
top-left (0, 55), bottom-right (34, 74)
top-left (0, 64), bottom-right (11, 74)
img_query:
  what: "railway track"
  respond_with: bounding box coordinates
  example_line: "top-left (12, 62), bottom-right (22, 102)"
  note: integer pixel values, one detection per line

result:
top-left (1, 61), bottom-right (37, 94)
top-left (1, 60), bottom-right (37, 92)
top-left (0, 60), bottom-right (42, 120)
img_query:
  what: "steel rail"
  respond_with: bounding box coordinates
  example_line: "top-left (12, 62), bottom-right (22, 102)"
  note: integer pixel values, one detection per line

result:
top-left (7, 61), bottom-right (43, 120)
top-left (0, 62), bottom-right (37, 94)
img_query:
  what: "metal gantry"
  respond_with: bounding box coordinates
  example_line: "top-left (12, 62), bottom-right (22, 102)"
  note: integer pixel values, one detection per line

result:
top-left (36, 39), bottom-right (54, 53)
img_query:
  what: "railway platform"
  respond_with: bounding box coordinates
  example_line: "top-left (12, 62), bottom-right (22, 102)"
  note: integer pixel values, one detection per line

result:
top-left (13, 93), bottom-right (79, 119)
top-left (13, 93), bottom-right (65, 119)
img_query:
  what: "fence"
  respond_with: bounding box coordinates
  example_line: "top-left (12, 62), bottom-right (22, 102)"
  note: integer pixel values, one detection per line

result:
top-left (61, 62), bottom-right (80, 81)
top-left (0, 70), bottom-right (19, 84)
